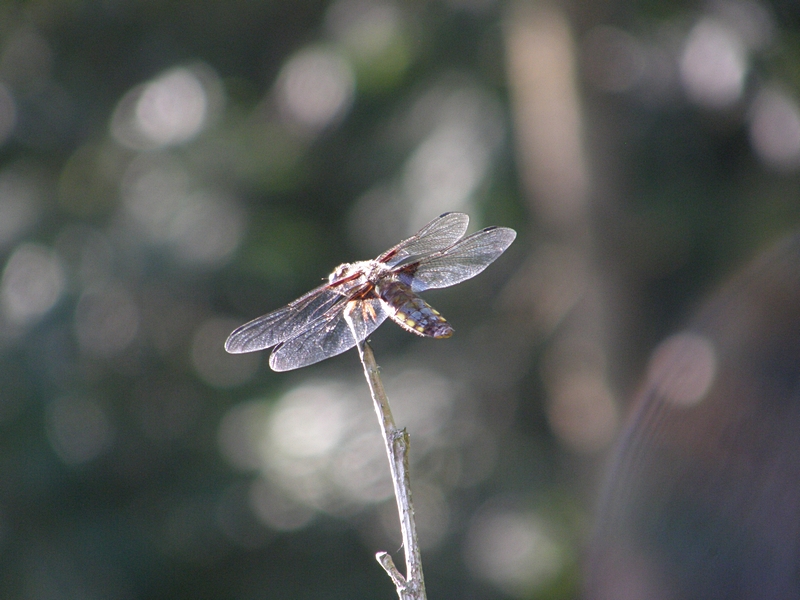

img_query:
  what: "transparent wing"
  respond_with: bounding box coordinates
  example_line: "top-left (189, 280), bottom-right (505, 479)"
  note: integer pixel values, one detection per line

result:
top-left (409, 226), bottom-right (517, 292)
top-left (269, 298), bottom-right (388, 371)
top-left (377, 212), bottom-right (469, 267)
top-left (224, 283), bottom-right (345, 354)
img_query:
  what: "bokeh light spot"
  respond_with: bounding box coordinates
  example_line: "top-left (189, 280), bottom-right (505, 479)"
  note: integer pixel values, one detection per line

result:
top-left (168, 190), bottom-right (246, 266)
top-left (276, 46), bottom-right (355, 131)
top-left (218, 367), bottom-right (487, 541)
top-left (327, 0), bottom-right (402, 60)
top-left (350, 82), bottom-right (502, 248)
top-left (541, 335), bottom-right (619, 452)
top-left (748, 87), bottom-right (800, 171)
top-left (465, 507), bottom-right (564, 597)
top-left (111, 65), bottom-right (222, 150)
top-left (121, 156), bottom-right (245, 267)
top-left (325, 0), bottom-right (409, 90)
top-left (646, 332), bottom-right (717, 406)
top-left (121, 155), bottom-right (190, 240)
top-left (0, 243), bottom-right (65, 326)
top-left (715, 0), bottom-right (774, 52)
top-left (45, 395), bottom-right (114, 465)
top-left (546, 371), bottom-right (619, 452)
top-left (403, 124), bottom-right (487, 223)
top-left (680, 18), bottom-right (746, 108)
top-left (136, 68), bottom-right (207, 145)
top-left (267, 383), bottom-right (351, 460)
top-left (385, 368), bottom-right (454, 441)
top-left (331, 431), bottom-right (391, 503)
top-left (220, 383), bottom-right (388, 515)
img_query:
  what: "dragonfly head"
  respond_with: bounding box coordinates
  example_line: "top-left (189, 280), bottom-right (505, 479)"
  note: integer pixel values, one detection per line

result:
top-left (329, 260), bottom-right (389, 285)
top-left (329, 262), bottom-right (361, 283)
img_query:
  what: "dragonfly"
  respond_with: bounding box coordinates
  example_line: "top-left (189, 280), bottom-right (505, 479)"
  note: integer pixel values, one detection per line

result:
top-left (225, 212), bottom-right (516, 371)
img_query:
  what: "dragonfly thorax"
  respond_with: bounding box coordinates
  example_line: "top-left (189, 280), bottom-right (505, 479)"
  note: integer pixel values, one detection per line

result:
top-left (328, 260), bottom-right (393, 285)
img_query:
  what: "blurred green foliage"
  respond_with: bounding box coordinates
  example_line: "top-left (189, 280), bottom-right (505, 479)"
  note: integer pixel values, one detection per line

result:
top-left (0, 0), bottom-right (799, 599)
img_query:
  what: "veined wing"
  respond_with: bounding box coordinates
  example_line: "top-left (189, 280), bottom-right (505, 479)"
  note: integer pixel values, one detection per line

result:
top-left (378, 212), bottom-right (469, 267)
top-left (269, 298), bottom-right (388, 371)
top-left (225, 283), bottom-right (346, 354)
top-left (408, 226), bottom-right (516, 292)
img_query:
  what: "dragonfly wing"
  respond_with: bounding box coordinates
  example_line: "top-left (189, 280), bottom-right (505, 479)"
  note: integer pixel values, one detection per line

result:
top-left (269, 298), bottom-right (388, 371)
top-left (224, 283), bottom-right (344, 354)
top-left (378, 212), bottom-right (470, 267)
top-left (409, 226), bottom-right (516, 292)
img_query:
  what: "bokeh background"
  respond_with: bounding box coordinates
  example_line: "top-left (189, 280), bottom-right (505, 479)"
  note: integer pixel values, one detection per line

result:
top-left (2, 0), bottom-right (800, 598)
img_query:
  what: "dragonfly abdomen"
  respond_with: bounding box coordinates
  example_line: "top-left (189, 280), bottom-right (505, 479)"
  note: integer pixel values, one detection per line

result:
top-left (378, 280), bottom-right (454, 338)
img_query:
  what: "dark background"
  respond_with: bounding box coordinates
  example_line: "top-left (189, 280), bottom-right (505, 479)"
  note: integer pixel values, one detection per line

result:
top-left (1, 1), bottom-right (800, 598)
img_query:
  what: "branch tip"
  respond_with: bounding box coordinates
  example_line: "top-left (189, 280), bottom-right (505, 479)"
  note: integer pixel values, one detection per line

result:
top-left (376, 552), bottom-right (407, 588)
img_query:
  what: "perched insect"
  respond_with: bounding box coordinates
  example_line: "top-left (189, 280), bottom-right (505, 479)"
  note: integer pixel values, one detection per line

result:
top-left (225, 212), bottom-right (516, 371)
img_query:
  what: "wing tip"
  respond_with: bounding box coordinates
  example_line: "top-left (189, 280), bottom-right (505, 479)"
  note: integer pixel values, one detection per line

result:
top-left (495, 226), bottom-right (517, 246)
top-left (437, 211), bottom-right (468, 220)
top-left (224, 337), bottom-right (244, 354)
top-left (268, 357), bottom-right (290, 371)
top-left (478, 225), bottom-right (517, 249)
top-left (225, 330), bottom-right (260, 354)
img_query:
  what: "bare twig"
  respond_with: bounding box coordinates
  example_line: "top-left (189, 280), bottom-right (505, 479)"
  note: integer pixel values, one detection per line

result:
top-left (345, 310), bottom-right (427, 600)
